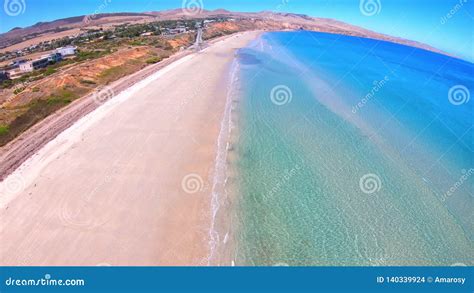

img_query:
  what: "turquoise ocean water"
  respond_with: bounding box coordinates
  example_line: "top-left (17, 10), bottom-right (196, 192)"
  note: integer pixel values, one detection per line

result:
top-left (224, 31), bottom-right (473, 266)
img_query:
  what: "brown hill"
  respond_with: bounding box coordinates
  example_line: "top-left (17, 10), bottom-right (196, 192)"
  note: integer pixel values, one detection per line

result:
top-left (0, 9), bottom-right (449, 57)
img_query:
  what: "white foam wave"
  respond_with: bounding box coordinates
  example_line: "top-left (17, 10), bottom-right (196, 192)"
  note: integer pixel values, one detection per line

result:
top-left (207, 58), bottom-right (240, 265)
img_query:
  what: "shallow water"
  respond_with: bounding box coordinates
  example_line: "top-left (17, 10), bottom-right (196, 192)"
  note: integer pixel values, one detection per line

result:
top-left (228, 31), bottom-right (473, 266)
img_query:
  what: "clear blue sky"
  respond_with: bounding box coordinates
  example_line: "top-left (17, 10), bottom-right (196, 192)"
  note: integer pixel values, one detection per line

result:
top-left (0, 0), bottom-right (473, 61)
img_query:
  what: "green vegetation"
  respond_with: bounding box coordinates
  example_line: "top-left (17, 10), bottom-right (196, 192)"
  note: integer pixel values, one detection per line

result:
top-left (0, 90), bottom-right (76, 146)
top-left (0, 125), bottom-right (9, 135)
top-left (0, 80), bottom-right (13, 89)
top-left (146, 56), bottom-right (162, 64)
top-left (46, 89), bottom-right (74, 105)
top-left (114, 23), bottom-right (162, 38)
top-left (32, 87), bottom-right (40, 92)
top-left (13, 87), bottom-right (25, 95)
top-left (80, 79), bottom-right (97, 85)
top-left (99, 66), bottom-right (126, 81)
top-left (49, 89), bottom-right (74, 102)
top-left (47, 97), bottom-right (72, 105)
top-left (98, 59), bottom-right (143, 84)
top-left (43, 67), bottom-right (57, 76)
top-left (129, 40), bottom-right (146, 46)
top-left (75, 49), bottom-right (111, 62)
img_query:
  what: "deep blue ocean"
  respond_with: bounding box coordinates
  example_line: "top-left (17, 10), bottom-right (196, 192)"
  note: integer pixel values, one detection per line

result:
top-left (226, 31), bottom-right (473, 265)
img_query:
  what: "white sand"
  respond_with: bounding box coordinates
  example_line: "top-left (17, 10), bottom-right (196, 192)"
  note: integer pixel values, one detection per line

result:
top-left (0, 31), bottom-right (261, 266)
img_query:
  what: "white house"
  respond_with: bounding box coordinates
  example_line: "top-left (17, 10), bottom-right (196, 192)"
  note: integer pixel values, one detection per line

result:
top-left (19, 62), bottom-right (33, 72)
top-left (55, 45), bottom-right (77, 57)
top-left (19, 57), bottom-right (50, 72)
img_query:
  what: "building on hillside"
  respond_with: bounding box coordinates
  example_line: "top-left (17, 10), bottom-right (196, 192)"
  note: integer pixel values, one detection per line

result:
top-left (19, 62), bottom-right (33, 72)
top-left (7, 69), bottom-right (22, 79)
top-left (0, 71), bottom-right (10, 81)
top-left (164, 25), bottom-right (187, 35)
top-left (32, 58), bottom-right (49, 69)
top-left (10, 59), bottom-right (27, 68)
top-left (55, 45), bottom-right (77, 57)
top-left (19, 51), bottom-right (63, 73)
top-left (19, 57), bottom-right (49, 72)
top-left (42, 52), bottom-right (63, 64)
top-left (175, 25), bottom-right (187, 33)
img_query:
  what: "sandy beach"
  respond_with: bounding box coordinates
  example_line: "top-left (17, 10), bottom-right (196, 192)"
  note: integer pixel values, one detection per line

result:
top-left (0, 31), bottom-right (260, 266)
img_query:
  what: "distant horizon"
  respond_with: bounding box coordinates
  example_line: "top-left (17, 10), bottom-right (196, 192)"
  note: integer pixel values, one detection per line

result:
top-left (0, 0), bottom-right (472, 62)
top-left (0, 9), bottom-right (460, 61)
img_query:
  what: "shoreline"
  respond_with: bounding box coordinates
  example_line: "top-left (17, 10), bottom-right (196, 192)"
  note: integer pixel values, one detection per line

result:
top-left (207, 58), bottom-right (236, 265)
top-left (0, 31), bottom-right (262, 265)
top-left (207, 56), bottom-right (244, 265)
top-left (209, 47), bottom-right (253, 266)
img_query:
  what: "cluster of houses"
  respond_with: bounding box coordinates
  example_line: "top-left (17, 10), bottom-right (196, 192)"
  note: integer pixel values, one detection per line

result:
top-left (0, 45), bottom-right (77, 81)
top-left (18, 46), bottom-right (77, 73)
top-left (161, 19), bottom-right (223, 35)
top-left (0, 39), bottom-right (65, 63)
top-left (0, 18), bottom-right (231, 83)
top-left (162, 25), bottom-right (188, 36)
top-left (159, 20), bottom-right (219, 36)
top-left (0, 29), bottom-right (103, 64)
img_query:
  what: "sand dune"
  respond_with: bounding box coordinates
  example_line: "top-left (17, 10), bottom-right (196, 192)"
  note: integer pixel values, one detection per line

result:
top-left (0, 31), bottom-right (260, 266)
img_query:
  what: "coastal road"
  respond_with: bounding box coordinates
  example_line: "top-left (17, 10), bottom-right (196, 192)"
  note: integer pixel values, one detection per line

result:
top-left (193, 27), bottom-right (204, 51)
